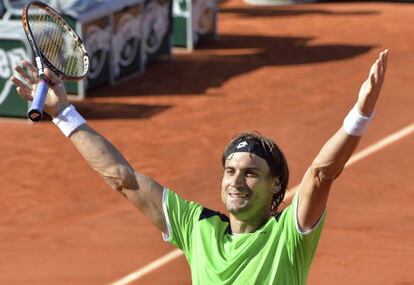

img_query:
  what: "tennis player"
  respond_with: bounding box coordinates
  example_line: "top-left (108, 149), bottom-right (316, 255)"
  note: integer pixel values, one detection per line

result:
top-left (10, 49), bottom-right (388, 284)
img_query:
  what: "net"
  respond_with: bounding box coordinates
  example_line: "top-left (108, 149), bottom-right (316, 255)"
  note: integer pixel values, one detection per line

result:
top-left (27, 4), bottom-right (86, 78)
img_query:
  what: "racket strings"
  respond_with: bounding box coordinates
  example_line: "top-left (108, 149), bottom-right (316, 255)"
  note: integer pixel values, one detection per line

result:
top-left (27, 6), bottom-right (86, 77)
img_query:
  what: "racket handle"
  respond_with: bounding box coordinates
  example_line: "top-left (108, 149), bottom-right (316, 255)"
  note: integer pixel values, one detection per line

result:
top-left (28, 79), bottom-right (49, 122)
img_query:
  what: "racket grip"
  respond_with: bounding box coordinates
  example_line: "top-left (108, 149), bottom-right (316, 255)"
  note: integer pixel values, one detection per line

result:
top-left (28, 79), bottom-right (49, 122)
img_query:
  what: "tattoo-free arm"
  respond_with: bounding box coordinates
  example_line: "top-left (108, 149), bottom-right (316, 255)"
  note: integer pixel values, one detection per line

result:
top-left (70, 124), bottom-right (167, 233)
top-left (297, 50), bottom-right (388, 232)
top-left (11, 61), bottom-right (167, 233)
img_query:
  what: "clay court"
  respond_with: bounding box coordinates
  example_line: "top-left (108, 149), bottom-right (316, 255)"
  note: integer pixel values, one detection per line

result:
top-left (1, 0), bottom-right (413, 284)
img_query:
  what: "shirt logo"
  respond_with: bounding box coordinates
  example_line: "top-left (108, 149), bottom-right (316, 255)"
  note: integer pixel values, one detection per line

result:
top-left (237, 141), bottom-right (248, 149)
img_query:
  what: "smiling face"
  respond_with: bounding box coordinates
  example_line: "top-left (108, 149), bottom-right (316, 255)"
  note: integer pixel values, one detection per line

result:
top-left (221, 152), bottom-right (278, 222)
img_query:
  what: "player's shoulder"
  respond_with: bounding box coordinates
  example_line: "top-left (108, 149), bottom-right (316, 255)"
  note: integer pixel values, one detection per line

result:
top-left (270, 203), bottom-right (295, 228)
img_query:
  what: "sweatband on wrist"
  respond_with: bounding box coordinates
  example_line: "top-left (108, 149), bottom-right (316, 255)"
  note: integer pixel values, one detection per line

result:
top-left (52, 104), bottom-right (86, 137)
top-left (343, 105), bottom-right (374, 136)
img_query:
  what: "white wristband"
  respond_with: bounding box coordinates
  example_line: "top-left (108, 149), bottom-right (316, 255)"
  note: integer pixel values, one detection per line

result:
top-left (343, 105), bottom-right (374, 136)
top-left (52, 105), bottom-right (86, 137)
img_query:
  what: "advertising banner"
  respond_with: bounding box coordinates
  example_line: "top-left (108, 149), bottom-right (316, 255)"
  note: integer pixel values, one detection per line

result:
top-left (143, 0), bottom-right (173, 63)
top-left (173, 0), bottom-right (217, 50)
top-left (111, 3), bottom-right (145, 84)
top-left (0, 24), bottom-right (31, 118)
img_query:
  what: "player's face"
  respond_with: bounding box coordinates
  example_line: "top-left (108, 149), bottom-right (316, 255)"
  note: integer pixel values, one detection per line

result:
top-left (221, 152), bottom-right (277, 221)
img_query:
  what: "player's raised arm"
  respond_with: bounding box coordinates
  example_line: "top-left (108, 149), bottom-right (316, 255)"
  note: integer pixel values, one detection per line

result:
top-left (10, 60), bottom-right (167, 233)
top-left (296, 50), bottom-right (389, 232)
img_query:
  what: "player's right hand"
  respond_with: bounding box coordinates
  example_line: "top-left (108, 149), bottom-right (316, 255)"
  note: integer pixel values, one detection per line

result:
top-left (356, 49), bottom-right (388, 117)
top-left (10, 60), bottom-right (70, 118)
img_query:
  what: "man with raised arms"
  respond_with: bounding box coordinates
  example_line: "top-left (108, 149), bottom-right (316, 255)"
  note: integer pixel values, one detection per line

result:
top-left (10, 50), bottom-right (388, 284)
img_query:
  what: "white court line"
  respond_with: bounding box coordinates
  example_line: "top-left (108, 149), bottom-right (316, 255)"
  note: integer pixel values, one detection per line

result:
top-left (345, 123), bottom-right (414, 167)
top-left (109, 122), bottom-right (414, 285)
top-left (109, 249), bottom-right (183, 285)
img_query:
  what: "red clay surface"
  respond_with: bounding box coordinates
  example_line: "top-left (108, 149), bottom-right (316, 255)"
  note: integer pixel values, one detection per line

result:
top-left (1, 1), bottom-right (413, 284)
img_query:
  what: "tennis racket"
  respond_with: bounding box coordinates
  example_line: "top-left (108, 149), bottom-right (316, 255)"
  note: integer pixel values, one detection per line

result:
top-left (22, 1), bottom-right (89, 121)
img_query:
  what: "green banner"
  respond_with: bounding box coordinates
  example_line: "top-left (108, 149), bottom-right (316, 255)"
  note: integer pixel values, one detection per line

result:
top-left (173, 0), bottom-right (217, 49)
top-left (173, 0), bottom-right (190, 47)
top-left (0, 41), bottom-right (29, 118)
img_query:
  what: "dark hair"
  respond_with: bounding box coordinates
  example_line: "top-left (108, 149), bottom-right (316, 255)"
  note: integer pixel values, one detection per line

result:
top-left (222, 132), bottom-right (289, 215)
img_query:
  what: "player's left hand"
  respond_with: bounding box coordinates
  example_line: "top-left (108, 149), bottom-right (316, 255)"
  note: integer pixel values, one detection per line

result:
top-left (356, 49), bottom-right (389, 116)
top-left (10, 60), bottom-right (70, 118)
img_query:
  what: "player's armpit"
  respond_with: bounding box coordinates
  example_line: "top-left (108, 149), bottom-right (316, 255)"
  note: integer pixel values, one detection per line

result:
top-left (296, 167), bottom-right (332, 233)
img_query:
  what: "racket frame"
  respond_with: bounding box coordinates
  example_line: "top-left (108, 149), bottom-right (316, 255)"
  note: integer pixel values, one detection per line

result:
top-left (22, 1), bottom-right (89, 81)
top-left (21, 1), bottom-right (89, 121)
